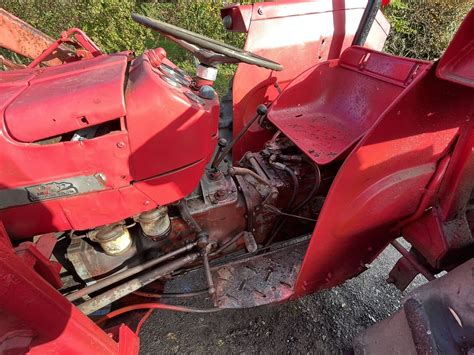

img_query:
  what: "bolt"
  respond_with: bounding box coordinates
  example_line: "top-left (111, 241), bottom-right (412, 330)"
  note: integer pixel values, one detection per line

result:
top-left (218, 137), bottom-right (228, 148)
top-left (117, 141), bottom-right (125, 148)
top-left (257, 7), bottom-right (264, 15)
top-left (208, 169), bottom-right (222, 181)
top-left (143, 200), bottom-right (150, 206)
top-left (215, 189), bottom-right (227, 201)
top-left (94, 173), bottom-right (106, 185)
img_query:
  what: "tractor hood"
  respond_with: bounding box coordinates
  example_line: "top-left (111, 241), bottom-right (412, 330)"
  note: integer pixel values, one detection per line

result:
top-left (2, 53), bottom-right (128, 143)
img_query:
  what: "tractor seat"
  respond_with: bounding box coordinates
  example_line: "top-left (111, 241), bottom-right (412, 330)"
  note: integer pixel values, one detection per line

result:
top-left (267, 46), bottom-right (431, 165)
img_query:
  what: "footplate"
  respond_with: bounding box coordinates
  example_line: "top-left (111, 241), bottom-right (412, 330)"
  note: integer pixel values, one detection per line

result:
top-left (212, 244), bottom-right (306, 308)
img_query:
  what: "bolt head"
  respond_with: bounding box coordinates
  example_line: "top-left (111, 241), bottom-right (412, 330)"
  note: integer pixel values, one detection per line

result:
top-left (218, 137), bottom-right (228, 147)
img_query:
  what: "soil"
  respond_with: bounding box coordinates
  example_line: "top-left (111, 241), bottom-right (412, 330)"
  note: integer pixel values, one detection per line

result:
top-left (140, 244), bottom-right (424, 354)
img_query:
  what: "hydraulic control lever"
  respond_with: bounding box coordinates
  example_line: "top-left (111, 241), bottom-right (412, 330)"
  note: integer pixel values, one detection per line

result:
top-left (197, 232), bottom-right (217, 297)
top-left (211, 104), bottom-right (268, 170)
top-left (209, 137), bottom-right (228, 169)
top-left (178, 200), bottom-right (216, 297)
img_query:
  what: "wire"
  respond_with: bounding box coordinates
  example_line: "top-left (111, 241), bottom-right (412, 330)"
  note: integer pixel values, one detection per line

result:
top-left (96, 303), bottom-right (223, 326)
top-left (263, 204), bottom-right (317, 222)
top-left (292, 160), bottom-right (321, 212)
top-left (270, 130), bottom-right (282, 143)
top-left (135, 309), bottom-right (154, 335)
top-left (283, 166), bottom-right (299, 210)
top-left (266, 158), bottom-right (320, 246)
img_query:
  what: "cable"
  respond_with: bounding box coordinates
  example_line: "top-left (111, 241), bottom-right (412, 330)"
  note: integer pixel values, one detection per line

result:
top-left (266, 161), bottom-right (299, 246)
top-left (96, 303), bottom-right (223, 326)
top-left (266, 158), bottom-right (320, 246)
top-left (263, 204), bottom-right (317, 222)
top-left (292, 160), bottom-right (321, 212)
top-left (283, 166), bottom-right (299, 211)
top-left (135, 309), bottom-right (154, 335)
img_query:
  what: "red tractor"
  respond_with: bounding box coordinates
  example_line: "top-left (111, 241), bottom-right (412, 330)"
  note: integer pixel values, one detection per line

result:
top-left (0, 1), bottom-right (472, 353)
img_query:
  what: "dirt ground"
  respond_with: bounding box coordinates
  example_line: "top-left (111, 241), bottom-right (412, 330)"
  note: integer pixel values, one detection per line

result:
top-left (140, 244), bottom-right (423, 354)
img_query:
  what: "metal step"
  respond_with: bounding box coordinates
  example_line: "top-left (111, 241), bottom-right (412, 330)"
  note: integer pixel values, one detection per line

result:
top-left (211, 243), bottom-right (307, 308)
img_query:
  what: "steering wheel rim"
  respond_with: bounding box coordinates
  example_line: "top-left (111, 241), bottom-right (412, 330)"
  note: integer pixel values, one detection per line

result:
top-left (131, 13), bottom-right (283, 71)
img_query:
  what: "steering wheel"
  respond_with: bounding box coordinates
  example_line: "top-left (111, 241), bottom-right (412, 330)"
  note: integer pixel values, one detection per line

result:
top-left (131, 13), bottom-right (283, 71)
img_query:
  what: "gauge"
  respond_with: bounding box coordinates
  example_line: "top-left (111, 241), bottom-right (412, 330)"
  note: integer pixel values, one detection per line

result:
top-left (184, 91), bottom-right (205, 105)
top-left (159, 74), bottom-right (182, 88)
top-left (159, 64), bottom-right (192, 86)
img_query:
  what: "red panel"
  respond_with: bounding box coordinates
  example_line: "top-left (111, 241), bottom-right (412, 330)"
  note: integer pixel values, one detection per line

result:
top-left (226, 1), bottom-right (390, 161)
top-left (0, 69), bottom-right (35, 86)
top-left (294, 64), bottom-right (472, 294)
top-left (220, 4), bottom-right (252, 32)
top-left (437, 124), bottom-right (474, 221)
top-left (402, 108), bottom-right (474, 268)
top-left (436, 8), bottom-right (474, 88)
top-left (0, 185), bottom-right (158, 239)
top-left (125, 55), bottom-right (219, 181)
top-left (59, 186), bottom-right (156, 231)
top-left (0, 52), bottom-right (220, 239)
top-left (268, 47), bottom-right (429, 165)
top-left (402, 209), bottom-right (448, 266)
top-left (4, 53), bottom-right (128, 142)
top-left (133, 159), bottom-right (208, 206)
top-left (0, 222), bottom-right (125, 354)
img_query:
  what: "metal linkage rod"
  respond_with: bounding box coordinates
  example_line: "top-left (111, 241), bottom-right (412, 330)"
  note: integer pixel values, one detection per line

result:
top-left (67, 242), bottom-right (197, 302)
top-left (391, 240), bottom-right (435, 281)
top-left (78, 252), bottom-right (200, 315)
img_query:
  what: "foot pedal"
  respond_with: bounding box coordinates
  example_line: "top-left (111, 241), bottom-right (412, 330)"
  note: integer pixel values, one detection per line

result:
top-left (211, 244), bottom-right (306, 308)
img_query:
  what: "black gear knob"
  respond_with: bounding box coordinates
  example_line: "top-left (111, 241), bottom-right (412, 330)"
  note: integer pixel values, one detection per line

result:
top-left (256, 104), bottom-right (268, 116)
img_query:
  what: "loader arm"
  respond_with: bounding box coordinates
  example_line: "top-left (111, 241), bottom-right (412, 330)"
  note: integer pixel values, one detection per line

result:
top-left (0, 8), bottom-right (73, 66)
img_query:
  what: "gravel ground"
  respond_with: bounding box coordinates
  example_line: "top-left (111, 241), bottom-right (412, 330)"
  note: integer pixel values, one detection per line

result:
top-left (140, 243), bottom-right (424, 354)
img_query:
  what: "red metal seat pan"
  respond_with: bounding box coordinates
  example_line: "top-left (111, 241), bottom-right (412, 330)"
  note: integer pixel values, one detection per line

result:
top-left (268, 46), bottom-right (430, 165)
